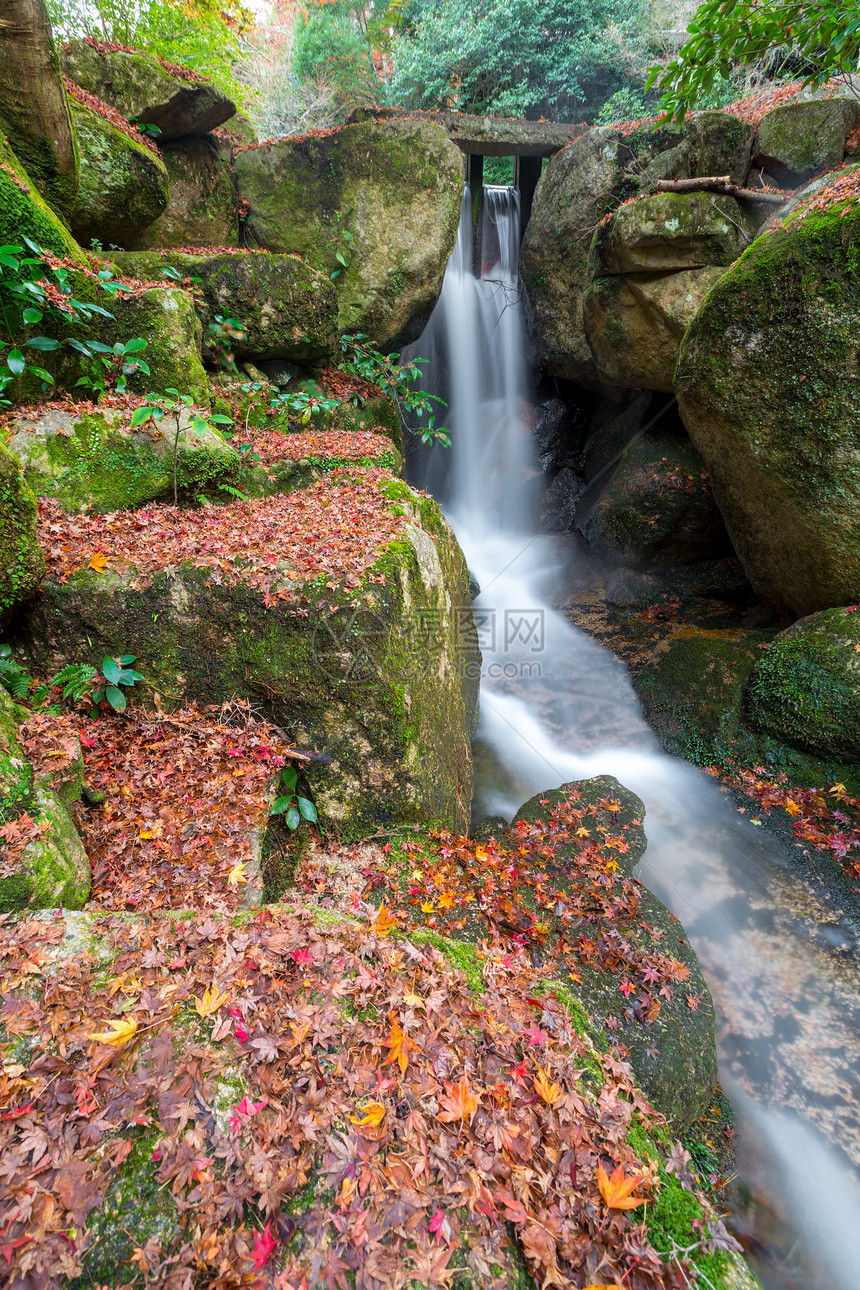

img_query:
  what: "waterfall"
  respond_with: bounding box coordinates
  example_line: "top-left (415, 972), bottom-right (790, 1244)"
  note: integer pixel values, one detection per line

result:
top-left (407, 185), bottom-right (860, 1290)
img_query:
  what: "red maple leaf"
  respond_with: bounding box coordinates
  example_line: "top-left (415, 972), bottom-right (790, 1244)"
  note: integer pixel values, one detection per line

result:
top-left (250, 1221), bottom-right (277, 1271)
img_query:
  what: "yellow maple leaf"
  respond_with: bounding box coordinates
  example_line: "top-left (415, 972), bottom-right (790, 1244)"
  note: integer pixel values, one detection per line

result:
top-left (533, 1067), bottom-right (562, 1105)
top-left (382, 1020), bottom-right (413, 1075)
top-left (89, 1016), bottom-right (138, 1047)
top-left (597, 1162), bottom-right (646, 1210)
top-left (437, 892), bottom-right (455, 910)
top-left (194, 984), bottom-right (231, 1018)
top-left (830, 783), bottom-right (847, 800)
top-left (437, 1075), bottom-right (480, 1123)
top-left (784, 800), bottom-right (802, 817)
top-left (227, 862), bottom-right (248, 885)
top-left (420, 901), bottom-right (435, 913)
top-left (375, 904), bottom-right (397, 937)
top-left (349, 1100), bottom-right (386, 1128)
top-left (403, 990), bottom-right (424, 1010)
top-left (89, 552), bottom-right (108, 573)
top-left (575, 827), bottom-right (590, 838)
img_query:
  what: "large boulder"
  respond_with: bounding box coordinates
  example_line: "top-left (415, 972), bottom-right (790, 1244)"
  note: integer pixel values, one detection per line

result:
top-left (0, 441), bottom-right (45, 626)
top-left (0, 687), bottom-right (90, 912)
top-left (17, 481), bottom-right (479, 839)
top-left (583, 192), bottom-right (752, 391)
top-left (7, 404), bottom-right (240, 512)
top-left (576, 430), bottom-right (731, 565)
top-left (103, 285), bottom-right (210, 403)
top-left (69, 101), bottom-right (169, 249)
top-left (0, 133), bottom-right (86, 261)
top-left (110, 249), bottom-right (337, 363)
top-left (512, 777), bottom-right (719, 1131)
top-left (61, 39), bottom-right (236, 140)
top-left (754, 98), bottom-right (860, 184)
top-left (128, 135), bottom-right (237, 250)
top-left (676, 195), bottom-right (860, 616)
top-left (233, 120), bottom-right (464, 348)
top-left (745, 607), bottom-right (860, 761)
top-left (521, 114), bottom-right (754, 383)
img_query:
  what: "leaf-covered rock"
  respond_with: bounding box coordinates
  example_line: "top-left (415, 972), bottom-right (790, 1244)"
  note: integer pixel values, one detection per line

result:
top-left (676, 195), bottom-right (860, 616)
top-left (61, 39), bottom-right (236, 140)
top-left (128, 135), bottom-right (238, 250)
top-left (233, 120), bottom-right (464, 349)
top-left (68, 100), bottom-right (169, 249)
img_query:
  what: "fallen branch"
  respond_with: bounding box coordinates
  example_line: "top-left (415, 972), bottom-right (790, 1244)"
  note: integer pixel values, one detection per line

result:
top-left (654, 175), bottom-right (788, 204)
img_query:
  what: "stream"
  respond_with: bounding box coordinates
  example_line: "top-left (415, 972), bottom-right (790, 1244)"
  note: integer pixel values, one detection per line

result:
top-left (404, 187), bottom-right (860, 1290)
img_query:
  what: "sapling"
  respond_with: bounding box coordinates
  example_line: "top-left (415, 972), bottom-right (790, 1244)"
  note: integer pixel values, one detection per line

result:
top-left (130, 389), bottom-right (233, 504)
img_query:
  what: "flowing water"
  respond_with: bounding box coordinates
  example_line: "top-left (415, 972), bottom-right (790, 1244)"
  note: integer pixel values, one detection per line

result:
top-left (405, 188), bottom-right (860, 1289)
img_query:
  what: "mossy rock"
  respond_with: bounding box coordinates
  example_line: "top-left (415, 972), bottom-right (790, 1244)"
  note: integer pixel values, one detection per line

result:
top-left (676, 198), bottom-right (860, 616)
top-left (0, 131), bottom-right (86, 261)
top-left (755, 98), bottom-right (860, 183)
top-left (103, 286), bottom-right (209, 404)
top-left (589, 192), bottom-right (753, 278)
top-left (110, 249), bottom-right (336, 364)
top-left (513, 777), bottom-right (719, 1132)
top-left (69, 102), bottom-right (169, 249)
top-left (16, 493), bottom-right (479, 839)
top-left (0, 689), bottom-right (90, 912)
top-left (576, 430), bottom-right (732, 565)
top-left (7, 405), bottom-right (239, 512)
top-left (746, 607), bottom-right (860, 760)
top-left (129, 135), bottom-right (238, 250)
top-left (521, 114), bottom-right (753, 384)
top-left (61, 39), bottom-right (236, 140)
top-left (233, 120), bottom-right (464, 349)
top-left (0, 440), bottom-right (45, 626)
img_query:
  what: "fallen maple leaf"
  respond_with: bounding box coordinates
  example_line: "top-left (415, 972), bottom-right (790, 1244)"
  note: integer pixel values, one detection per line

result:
top-left (437, 1075), bottom-right (480, 1123)
top-left (382, 1021), bottom-right (413, 1075)
top-left (375, 904), bottom-right (397, 937)
top-left (227, 862), bottom-right (248, 885)
top-left (349, 1100), bottom-right (386, 1128)
top-left (597, 1163), bottom-right (646, 1210)
top-left (89, 551), bottom-right (108, 573)
top-left (250, 1221), bottom-right (277, 1271)
top-left (88, 1016), bottom-right (138, 1047)
top-left (195, 984), bottom-right (231, 1018)
top-left (533, 1067), bottom-right (562, 1105)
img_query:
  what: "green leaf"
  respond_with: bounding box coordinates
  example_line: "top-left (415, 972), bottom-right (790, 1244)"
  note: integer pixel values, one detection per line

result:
top-left (27, 365), bottom-right (54, 384)
top-left (119, 655), bottom-right (137, 665)
top-left (123, 338), bottom-right (147, 354)
top-left (286, 804), bottom-right (301, 831)
top-left (6, 349), bottom-right (24, 375)
top-left (270, 794), bottom-right (295, 816)
top-left (281, 765), bottom-right (298, 791)
top-left (22, 307), bottom-right (42, 325)
top-left (102, 657), bottom-right (122, 684)
top-left (297, 796), bottom-right (318, 824)
top-left (25, 336), bottom-right (59, 351)
top-left (104, 685), bottom-right (126, 710)
top-left (335, 251), bottom-right (348, 267)
top-left (130, 405), bottom-right (155, 427)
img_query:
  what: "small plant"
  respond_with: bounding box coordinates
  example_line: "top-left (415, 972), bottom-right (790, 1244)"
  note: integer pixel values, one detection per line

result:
top-left (0, 644), bottom-right (32, 699)
top-left (70, 336), bottom-right (150, 398)
top-left (338, 333), bottom-right (450, 447)
top-left (129, 118), bottom-right (163, 141)
top-left (327, 209), bottom-right (353, 281)
top-left (131, 389), bottom-right (233, 504)
top-left (270, 764), bottom-right (318, 832)
top-left (205, 315), bottom-right (246, 373)
top-left (269, 385), bottom-right (340, 425)
top-left (34, 655), bottom-right (144, 714)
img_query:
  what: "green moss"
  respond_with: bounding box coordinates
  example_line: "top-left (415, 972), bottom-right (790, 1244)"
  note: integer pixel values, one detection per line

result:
top-left (410, 929), bottom-right (485, 993)
top-left (0, 133), bottom-right (85, 260)
top-left (70, 103), bottom-right (169, 248)
top-left (0, 441), bottom-right (45, 624)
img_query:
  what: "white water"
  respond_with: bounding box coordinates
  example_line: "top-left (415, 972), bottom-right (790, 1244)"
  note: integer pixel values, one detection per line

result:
top-left (408, 188), bottom-right (860, 1289)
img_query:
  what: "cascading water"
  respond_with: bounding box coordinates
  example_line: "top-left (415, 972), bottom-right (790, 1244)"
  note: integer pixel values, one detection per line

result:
top-left (407, 186), bottom-right (860, 1289)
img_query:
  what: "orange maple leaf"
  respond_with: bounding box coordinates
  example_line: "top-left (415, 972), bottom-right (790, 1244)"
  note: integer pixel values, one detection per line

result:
top-left (194, 984), bottom-right (231, 1018)
top-left (437, 1075), bottom-right (480, 1123)
top-left (349, 1100), bottom-right (386, 1128)
top-left (784, 800), bottom-right (802, 817)
top-left (89, 552), bottom-right (108, 573)
top-left (382, 1021), bottom-right (413, 1074)
top-left (375, 904), bottom-right (397, 937)
top-left (597, 1162), bottom-right (646, 1210)
top-left (533, 1067), bottom-right (562, 1105)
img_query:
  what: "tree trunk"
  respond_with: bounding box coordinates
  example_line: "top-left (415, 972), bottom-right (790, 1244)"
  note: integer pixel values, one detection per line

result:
top-left (0, 0), bottom-right (78, 218)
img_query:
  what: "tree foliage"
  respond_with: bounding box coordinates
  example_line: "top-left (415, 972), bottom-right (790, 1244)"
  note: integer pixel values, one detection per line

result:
top-left (650, 0), bottom-right (860, 118)
top-left (386, 0), bottom-right (651, 120)
top-left (292, 1), bottom-right (380, 113)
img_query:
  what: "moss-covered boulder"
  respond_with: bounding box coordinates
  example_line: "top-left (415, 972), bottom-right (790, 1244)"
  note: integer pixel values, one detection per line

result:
top-left (0, 441), bottom-right (45, 626)
top-left (521, 115), bottom-right (754, 383)
top-left (590, 192), bottom-right (752, 277)
top-left (61, 39), bottom-right (236, 140)
top-left (104, 286), bottom-right (209, 403)
top-left (0, 688), bottom-right (89, 912)
top-left (513, 777), bottom-right (719, 1132)
top-left (675, 197), bottom-right (860, 616)
top-left (576, 430), bottom-right (732, 566)
top-left (17, 485), bottom-right (479, 838)
top-left (7, 404), bottom-right (239, 512)
top-left (233, 120), bottom-right (464, 349)
top-left (110, 249), bottom-right (336, 364)
top-left (129, 135), bottom-right (237, 250)
top-left (69, 102), bottom-right (169, 249)
top-left (745, 607), bottom-right (860, 760)
top-left (0, 131), bottom-right (86, 261)
top-left (755, 98), bottom-right (860, 183)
